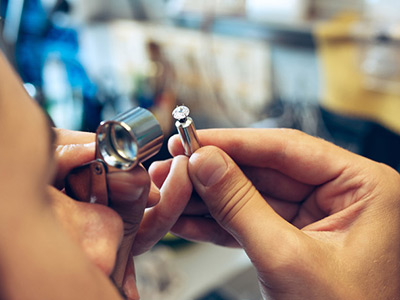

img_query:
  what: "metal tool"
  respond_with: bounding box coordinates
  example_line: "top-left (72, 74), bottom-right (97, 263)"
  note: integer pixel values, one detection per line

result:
top-left (64, 106), bottom-right (163, 292)
top-left (172, 105), bottom-right (201, 156)
top-left (65, 106), bottom-right (163, 206)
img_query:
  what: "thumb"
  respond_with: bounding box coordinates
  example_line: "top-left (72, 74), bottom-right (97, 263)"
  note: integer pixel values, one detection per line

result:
top-left (188, 146), bottom-right (299, 264)
top-left (54, 142), bottom-right (95, 189)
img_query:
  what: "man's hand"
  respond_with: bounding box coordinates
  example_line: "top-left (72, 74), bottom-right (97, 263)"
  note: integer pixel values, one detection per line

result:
top-left (150, 128), bottom-right (400, 299)
top-left (51, 128), bottom-right (160, 299)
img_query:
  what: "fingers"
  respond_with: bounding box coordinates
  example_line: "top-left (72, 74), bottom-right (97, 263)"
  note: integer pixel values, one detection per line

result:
top-left (107, 166), bottom-right (150, 224)
top-left (242, 166), bottom-right (314, 203)
top-left (107, 166), bottom-right (151, 287)
top-left (170, 129), bottom-right (356, 186)
top-left (122, 258), bottom-right (139, 300)
top-left (188, 146), bottom-right (301, 265)
top-left (148, 159), bottom-right (173, 189)
top-left (181, 193), bottom-right (209, 215)
top-left (171, 216), bottom-right (240, 247)
top-left (55, 137), bottom-right (160, 208)
top-left (53, 129), bottom-right (95, 189)
top-left (54, 128), bottom-right (95, 145)
top-left (54, 142), bottom-right (96, 189)
top-left (148, 181), bottom-right (161, 208)
top-left (132, 155), bottom-right (192, 256)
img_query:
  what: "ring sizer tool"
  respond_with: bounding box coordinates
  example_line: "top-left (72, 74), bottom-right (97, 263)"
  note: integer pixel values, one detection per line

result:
top-left (172, 105), bottom-right (201, 156)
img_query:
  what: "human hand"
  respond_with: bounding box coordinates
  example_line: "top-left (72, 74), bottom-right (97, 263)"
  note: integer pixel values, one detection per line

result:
top-left (0, 51), bottom-right (157, 300)
top-left (151, 128), bottom-right (400, 300)
top-left (131, 154), bottom-right (193, 255)
top-left (50, 128), bottom-right (160, 299)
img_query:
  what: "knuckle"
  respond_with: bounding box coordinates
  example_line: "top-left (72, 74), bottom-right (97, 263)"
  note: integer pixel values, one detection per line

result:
top-left (216, 178), bottom-right (258, 226)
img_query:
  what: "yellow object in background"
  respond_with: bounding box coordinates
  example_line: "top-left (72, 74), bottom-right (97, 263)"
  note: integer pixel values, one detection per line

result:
top-left (163, 232), bottom-right (179, 241)
top-left (315, 14), bottom-right (400, 135)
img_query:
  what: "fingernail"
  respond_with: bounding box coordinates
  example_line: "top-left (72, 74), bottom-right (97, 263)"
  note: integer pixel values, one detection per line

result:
top-left (123, 275), bottom-right (138, 299)
top-left (108, 173), bottom-right (145, 201)
top-left (131, 186), bottom-right (144, 201)
top-left (83, 142), bottom-right (96, 149)
top-left (192, 151), bottom-right (228, 187)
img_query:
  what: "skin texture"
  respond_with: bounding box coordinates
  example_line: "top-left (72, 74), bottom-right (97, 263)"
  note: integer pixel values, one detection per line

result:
top-left (145, 129), bottom-right (400, 300)
top-left (0, 52), bottom-right (163, 300)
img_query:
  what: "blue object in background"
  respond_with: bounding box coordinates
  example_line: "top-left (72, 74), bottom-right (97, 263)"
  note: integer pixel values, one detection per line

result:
top-left (15, 0), bottom-right (47, 88)
top-left (14, 0), bottom-right (100, 131)
top-left (43, 24), bottom-right (100, 130)
top-left (0, 0), bottom-right (9, 18)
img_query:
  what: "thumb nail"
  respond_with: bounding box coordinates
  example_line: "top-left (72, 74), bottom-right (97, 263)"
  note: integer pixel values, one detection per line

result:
top-left (123, 274), bottom-right (138, 300)
top-left (192, 150), bottom-right (228, 187)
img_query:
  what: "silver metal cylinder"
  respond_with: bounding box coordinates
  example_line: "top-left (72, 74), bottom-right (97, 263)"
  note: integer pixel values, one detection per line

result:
top-left (96, 107), bottom-right (163, 171)
top-left (175, 117), bottom-right (201, 156)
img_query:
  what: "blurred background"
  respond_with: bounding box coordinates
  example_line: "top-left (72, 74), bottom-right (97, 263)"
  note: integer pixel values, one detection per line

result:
top-left (1, 0), bottom-right (400, 299)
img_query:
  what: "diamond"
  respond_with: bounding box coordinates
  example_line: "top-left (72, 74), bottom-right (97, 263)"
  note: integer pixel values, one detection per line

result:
top-left (172, 105), bottom-right (190, 120)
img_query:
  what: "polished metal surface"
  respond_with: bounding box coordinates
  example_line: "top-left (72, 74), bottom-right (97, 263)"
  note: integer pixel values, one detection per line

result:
top-left (96, 107), bottom-right (164, 171)
top-left (173, 105), bottom-right (201, 156)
